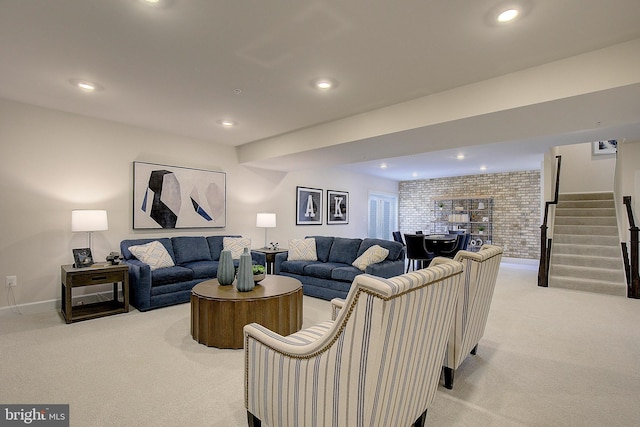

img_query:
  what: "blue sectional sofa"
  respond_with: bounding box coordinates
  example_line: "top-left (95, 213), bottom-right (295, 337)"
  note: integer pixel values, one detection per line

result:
top-left (274, 236), bottom-right (405, 300)
top-left (120, 235), bottom-right (265, 311)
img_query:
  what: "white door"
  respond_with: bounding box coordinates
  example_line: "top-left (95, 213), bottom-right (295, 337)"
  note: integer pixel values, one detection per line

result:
top-left (368, 193), bottom-right (397, 240)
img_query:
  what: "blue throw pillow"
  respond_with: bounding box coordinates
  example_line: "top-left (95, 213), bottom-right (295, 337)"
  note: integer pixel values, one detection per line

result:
top-left (328, 237), bottom-right (362, 264)
top-left (172, 236), bottom-right (212, 264)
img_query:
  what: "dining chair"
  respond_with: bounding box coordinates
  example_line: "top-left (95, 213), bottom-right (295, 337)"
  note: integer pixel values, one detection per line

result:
top-left (439, 233), bottom-right (466, 258)
top-left (461, 233), bottom-right (471, 250)
top-left (404, 233), bottom-right (435, 272)
top-left (392, 231), bottom-right (405, 245)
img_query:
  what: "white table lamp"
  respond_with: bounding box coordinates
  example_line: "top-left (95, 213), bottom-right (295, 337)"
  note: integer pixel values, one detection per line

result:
top-left (72, 210), bottom-right (109, 251)
top-left (256, 213), bottom-right (276, 248)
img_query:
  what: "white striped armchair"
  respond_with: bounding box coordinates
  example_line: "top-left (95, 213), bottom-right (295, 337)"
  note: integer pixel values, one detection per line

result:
top-left (431, 244), bottom-right (503, 389)
top-left (244, 258), bottom-right (464, 427)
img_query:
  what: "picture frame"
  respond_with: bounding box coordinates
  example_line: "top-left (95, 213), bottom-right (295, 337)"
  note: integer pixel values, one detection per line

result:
top-left (327, 190), bottom-right (349, 224)
top-left (592, 140), bottom-right (617, 155)
top-left (133, 161), bottom-right (226, 229)
top-left (72, 248), bottom-right (94, 268)
top-left (296, 186), bottom-right (323, 225)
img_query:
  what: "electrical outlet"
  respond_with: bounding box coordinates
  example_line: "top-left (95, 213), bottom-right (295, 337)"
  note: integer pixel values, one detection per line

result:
top-left (6, 276), bottom-right (17, 287)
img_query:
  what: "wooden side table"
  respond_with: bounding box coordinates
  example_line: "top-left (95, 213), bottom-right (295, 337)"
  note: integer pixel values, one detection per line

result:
top-left (61, 263), bottom-right (129, 324)
top-left (252, 248), bottom-right (288, 274)
top-left (191, 275), bottom-right (303, 349)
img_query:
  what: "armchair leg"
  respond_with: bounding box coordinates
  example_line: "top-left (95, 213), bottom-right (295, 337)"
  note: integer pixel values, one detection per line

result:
top-left (443, 366), bottom-right (454, 390)
top-left (247, 411), bottom-right (261, 427)
top-left (471, 344), bottom-right (478, 355)
top-left (412, 409), bottom-right (427, 427)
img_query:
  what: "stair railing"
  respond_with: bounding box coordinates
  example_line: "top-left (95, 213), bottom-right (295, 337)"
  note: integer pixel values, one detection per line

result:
top-left (621, 196), bottom-right (640, 298)
top-left (538, 155), bottom-right (562, 287)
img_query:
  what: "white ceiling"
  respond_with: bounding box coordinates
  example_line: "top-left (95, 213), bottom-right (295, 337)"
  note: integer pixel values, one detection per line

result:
top-left (2, 0), bottom-right (640, 181)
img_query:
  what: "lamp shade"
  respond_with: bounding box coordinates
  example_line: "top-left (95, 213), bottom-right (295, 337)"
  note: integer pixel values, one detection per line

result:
top-left (256, 213), bottom-right (276, 228)
top-left (72, 210), bottom-right (109, 232)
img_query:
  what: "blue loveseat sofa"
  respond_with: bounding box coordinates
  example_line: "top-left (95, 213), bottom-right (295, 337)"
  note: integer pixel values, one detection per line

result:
top-left (274, 236), bottom-right (405, 300)
top-left (120, 235), bottom-right (265, 311)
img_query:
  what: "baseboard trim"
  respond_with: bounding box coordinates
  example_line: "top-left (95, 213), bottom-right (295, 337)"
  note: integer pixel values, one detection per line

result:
top-left (502, 257), bottom-right (538, 266)
top-left (0, 290), bottom-right (121, 316)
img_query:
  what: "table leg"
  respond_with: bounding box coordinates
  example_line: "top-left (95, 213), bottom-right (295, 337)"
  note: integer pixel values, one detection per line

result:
top-left (265, 253), bottom-right (275, 274)
top-left (63, 282), bottom-right (72, 324)
top-left (122, 274), bottom-right (129, 312)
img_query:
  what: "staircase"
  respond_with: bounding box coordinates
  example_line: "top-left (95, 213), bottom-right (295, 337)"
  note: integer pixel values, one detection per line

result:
top-left (549, 192), bottom-right (626, 296)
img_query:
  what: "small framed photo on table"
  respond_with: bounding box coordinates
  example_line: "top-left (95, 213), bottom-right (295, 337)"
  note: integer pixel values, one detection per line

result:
top-left (72, 248), bottom-right (94, 268)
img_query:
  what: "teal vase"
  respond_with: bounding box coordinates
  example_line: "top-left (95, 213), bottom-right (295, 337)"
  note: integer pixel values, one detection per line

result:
top-left (236, 247), bottom-right (255, 292)
top-left (217, 249), bottom-right (235, 286)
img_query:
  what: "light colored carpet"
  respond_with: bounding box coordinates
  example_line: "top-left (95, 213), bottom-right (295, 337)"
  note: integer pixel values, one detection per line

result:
top-left (1, 263), bottom-right (639, 426)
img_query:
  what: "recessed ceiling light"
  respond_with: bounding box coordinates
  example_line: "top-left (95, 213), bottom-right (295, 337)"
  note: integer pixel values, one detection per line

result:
top-left (312, 78), bottom-right (337, 91)
top-left (456, 154), bottom-right (465, 160)
top-left (480, 165), bottom-right (487, 171)
top-left (69, 79), bottom-right (103, 92)
top-left (485, 2), bottom-right (531, 27)
top-left (380, 163), bottom-right (388, 169)
top-left (497, 8), bottom-right (519, 22)
top-left (218, 119), bottom-right (237, 128)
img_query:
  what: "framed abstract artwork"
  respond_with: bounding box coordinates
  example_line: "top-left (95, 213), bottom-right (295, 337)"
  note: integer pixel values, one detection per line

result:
top-left (133, 162), bottom-right (226, 229)
top-left (327, 190), bottom-right (349, 224)
top-left (296, 186), bottom-right (322, 225)
top-left (592, 140), bottom-right (617, 155)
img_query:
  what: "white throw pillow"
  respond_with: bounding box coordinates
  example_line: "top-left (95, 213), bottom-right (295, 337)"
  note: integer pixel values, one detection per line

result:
top-left (287, 238), bottom-right (318, 261)
top-left (352, 245), bottom-right (389, 271)
top-left (128, 241), bottom-right (175, 271)
top-left (223, 237), bottom-right (251, 259)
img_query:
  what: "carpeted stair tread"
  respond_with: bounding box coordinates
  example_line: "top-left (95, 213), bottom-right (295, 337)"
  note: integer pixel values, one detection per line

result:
top-left (553, 225), bottom-right (618, 236)
top-left (558, 192), bottom-right (614, 201)
top-left (552, 234), bottom-right (619, 245)
top-left (555, 200), bottom-right (615, 209)
top-left (551, 243), bottom-right (620, 257)
top-left (547, 275), bottom-right (626, 296)
top-left (554, 216), bottom-right (616, 226)
top-left (555, 208), bottom-right (616, 217)
top-left (550, 263), bottom-right (625, 282)
top-left (552, 253), bottom-right (623, 269)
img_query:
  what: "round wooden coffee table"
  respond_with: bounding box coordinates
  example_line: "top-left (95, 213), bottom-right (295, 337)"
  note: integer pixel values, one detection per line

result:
top-left (190, 275), bottom-right (303, 349)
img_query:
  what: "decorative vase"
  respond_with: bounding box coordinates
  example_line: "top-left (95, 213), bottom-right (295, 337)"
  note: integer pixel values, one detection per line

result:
top-left (217, 249), bottom-right (235, 286)
top-left (236, 247), bottom-right (254, 292)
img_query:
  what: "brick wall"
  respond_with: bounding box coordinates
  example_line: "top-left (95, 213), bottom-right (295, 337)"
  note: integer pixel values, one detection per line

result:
top-left (398, 170), bottom-right (541, 259)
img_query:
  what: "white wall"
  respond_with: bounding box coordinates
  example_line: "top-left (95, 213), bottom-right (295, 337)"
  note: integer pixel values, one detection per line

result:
top-left (0, 99), bottom-right (398, 310)
top-left (614, 139), bottom-right (640, 241)
top-left (556, 142), bottom-right (616, 193)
